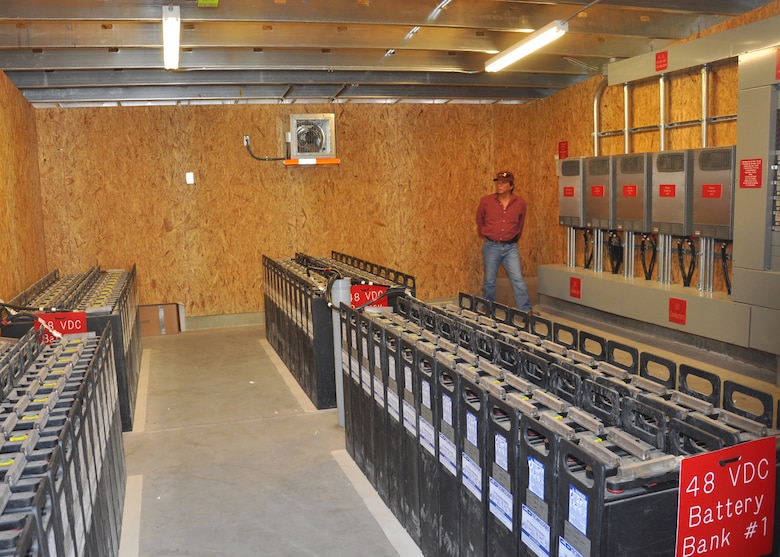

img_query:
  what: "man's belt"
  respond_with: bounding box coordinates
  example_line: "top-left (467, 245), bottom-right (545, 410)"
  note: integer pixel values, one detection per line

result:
top-left (489, 236), bottom-right (519, 244)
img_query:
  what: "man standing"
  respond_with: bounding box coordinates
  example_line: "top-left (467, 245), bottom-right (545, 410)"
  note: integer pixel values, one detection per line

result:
top-left (475, 170), bottom-right (533, 313)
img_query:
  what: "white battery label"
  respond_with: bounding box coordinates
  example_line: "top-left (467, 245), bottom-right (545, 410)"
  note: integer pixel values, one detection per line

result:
top-left (387, 389), bottom-right (400, 422)
top-left (522, 504), bottom-right (551, 557)
top-left (361, 365), bottom-right (371, 394)
top-left (374, 345), bottom-right (380, 366)
top-left (388, 355), bottom-right (396, 381)
top-left (341, 349), bottom-right (349, 374)
top-left (558, 536), bottom-right (585, 557)
top-left (373, 381), bottom-right (385, 407)
top-left (403, 399), bottom-right (417, 435)
top-left (439, 433), bottom-right (457, 475)
top-left (494, 433), bottom-right (508, 471)
top-left (361, 337), bottom-right (368, 355)
top-left (419, 416), bottom-right (435, 456)
top-left (442, 393), bottom-right (453, 426)
top-left (466, 411), bottom-right (478, 447)
top-left (568, 485), bottom-right (588, 536)
top-left (462, 452), bottom-right (482, 500)
top-left (421, 381), bottom-right (431, 409)
top-left (404, 365), bottom-right (413, 393)
top-left (489, 476), bottom-right (513, 531)
top-left (528, 457), bottom-right (545, 501)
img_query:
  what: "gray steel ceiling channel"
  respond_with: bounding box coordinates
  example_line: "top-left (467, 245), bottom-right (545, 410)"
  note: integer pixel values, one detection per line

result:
top-left (606, 14), bottom-right (780, 85)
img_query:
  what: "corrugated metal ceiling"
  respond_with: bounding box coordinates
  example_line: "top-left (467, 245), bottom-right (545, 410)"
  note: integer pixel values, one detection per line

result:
top-left (0, 0), bottom-right (772, 107)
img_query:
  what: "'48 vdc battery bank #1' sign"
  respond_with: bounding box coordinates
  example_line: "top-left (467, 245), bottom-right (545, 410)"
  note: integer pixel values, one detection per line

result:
top-left (676, 436), bottom-right (776, 557)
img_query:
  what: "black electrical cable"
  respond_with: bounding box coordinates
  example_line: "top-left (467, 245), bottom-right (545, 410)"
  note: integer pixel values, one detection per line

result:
top-left (639, 234), bottom-right (657, 280)
top-left (720, 242), bottom-right (732, 295)
top-left (583, 228), bottom-right (593, 269)
top-left (677, 237), bottom-right (696, 287)
top-left (608, 231), bottom-right (623, 274)
top-left (245, 143), bottom-right (286, 162)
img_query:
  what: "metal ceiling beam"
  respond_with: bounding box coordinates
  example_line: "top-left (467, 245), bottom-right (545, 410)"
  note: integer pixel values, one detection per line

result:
top-left (5, 69), bottom-right (586, 90)
top-left (19, 82), bottom-right (566, 103)
top-left (0, 0), bottom-right (749, 29)
top-left (1, 48), bottom-right (601, 74)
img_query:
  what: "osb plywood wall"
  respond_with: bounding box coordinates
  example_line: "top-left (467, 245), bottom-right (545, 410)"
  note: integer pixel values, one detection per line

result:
top-left (0, 72), bottom-right (47, 301)
top-left (30, 1), bottom-right (780, 317)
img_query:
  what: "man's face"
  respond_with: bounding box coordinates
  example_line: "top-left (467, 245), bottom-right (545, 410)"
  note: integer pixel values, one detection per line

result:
top-left (495, 179), bottom-right (512, 193)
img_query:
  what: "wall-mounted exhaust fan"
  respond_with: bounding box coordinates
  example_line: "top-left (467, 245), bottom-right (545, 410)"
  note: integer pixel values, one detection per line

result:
top-left (289, 113), bottom-right (336, 159)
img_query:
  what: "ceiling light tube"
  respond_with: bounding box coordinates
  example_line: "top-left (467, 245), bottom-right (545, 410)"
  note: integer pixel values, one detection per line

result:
top-left (485, 20), bottom-right (568, 73)
top-left (162, 5), bottom-right (181, 70)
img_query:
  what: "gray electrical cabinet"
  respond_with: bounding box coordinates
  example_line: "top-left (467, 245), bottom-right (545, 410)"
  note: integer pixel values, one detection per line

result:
top-left (584, 155), bottom-right (616, 230)
top-left (615, 152), bottom-right (651, 232)
top-left (559, 157), bottom-right (585, 227)
top-left (691, 145), bottom-right (736, 239)
top-left (651, 150), bottom-right (693, 236)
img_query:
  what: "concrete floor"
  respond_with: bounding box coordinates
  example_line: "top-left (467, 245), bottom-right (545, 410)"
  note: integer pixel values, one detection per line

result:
top-left (118, 325), bottom-right (421, 557)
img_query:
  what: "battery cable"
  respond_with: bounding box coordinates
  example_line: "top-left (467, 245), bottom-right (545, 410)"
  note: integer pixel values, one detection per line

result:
top-left (583, 228), bottom-right (593, 270)
top-left (720, 242), bottom-right (732, 295)
top-left (677, 237), bottom-right (696, 287)
top-left (639, 234), bottom-right (657, 280)
top-left (607, 231), bottom-right (623, 275)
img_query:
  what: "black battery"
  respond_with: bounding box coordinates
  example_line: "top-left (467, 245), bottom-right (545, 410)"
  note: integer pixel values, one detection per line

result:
top-left (555, 433), bottom-right (680, 557)
top-left (383, 318), bottom-right (406, 525)
top-left (357, 311), bottom-right (376, 486)
top-left (400, 325), bottom-right (425, 544)
top-left (368, 313), bottom-right (391, 506)
top-left (455, 360), bottom-right (493, 557)
top-left (339, 306), bottom-right (355, 462)
top-left (435, 340), bottom-right (465, 557)
top-left (416, 334), bottom-right (440, 557)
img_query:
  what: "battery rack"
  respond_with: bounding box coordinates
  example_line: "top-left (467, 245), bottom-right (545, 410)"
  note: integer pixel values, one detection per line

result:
top-left (262, 252), bottom-right (415, 410)
top-left (2, 266), bottom-right (143, 432)
top-left (0, 324), bottom-right (126, 556)
top-left (343, 291), bottom-right (779, 557)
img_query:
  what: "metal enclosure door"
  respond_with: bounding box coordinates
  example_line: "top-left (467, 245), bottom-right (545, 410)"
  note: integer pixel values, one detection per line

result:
top-left (615, 153), bottom-right (651, 232)
top-left (558, 158), bottom-right (585, 227)
top-left (691, 145), bottom-right (736, 239)
top-left (651, 150), bottom-right (693, 236)
top-left (584, 156), bottom-right (616, 230)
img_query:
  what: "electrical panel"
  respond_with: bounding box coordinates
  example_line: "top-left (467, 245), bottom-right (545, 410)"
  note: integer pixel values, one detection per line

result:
top-left (690, 145), bottom-right (736, 239)
top-left (584, 155), bottom-right (616, 230)
top-left (615, 152), bottom-right (651, 232)
top-left (558, 157), bottom-right (585, 227)
top-left (651, 150), bottom-right (693, 236)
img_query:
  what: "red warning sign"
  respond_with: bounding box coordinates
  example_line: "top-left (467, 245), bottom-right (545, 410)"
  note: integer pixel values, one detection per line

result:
top-left (34, 311), bottom-right (88, 344)
top-left (739, 159), bottom-right (763, 189)
top-left (676, 437), bottom-right (776, 557)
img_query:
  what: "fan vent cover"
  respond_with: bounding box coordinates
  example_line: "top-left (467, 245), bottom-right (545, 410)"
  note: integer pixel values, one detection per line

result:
top-left (289, 113), bottom-right (336, 158)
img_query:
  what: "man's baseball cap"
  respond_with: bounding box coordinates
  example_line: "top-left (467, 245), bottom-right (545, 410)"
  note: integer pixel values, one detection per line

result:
top-left (493, 171), bottom-right (514, 183)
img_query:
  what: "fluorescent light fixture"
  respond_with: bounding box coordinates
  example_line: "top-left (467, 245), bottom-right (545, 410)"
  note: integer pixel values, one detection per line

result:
top-left (162, 5), bottom-right (181, 70)
top-left (485, 20), bottom-right (568, 73)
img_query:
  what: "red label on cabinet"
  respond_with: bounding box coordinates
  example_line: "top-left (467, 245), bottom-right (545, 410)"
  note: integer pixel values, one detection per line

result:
top-left (623, 185), bottom-right (638, 197)
top-left (702, 184), bottom-right (722, 199)
top-left (659, 184), bottom-right (677, 198)
top-left (591, 185), bottom-right (605, 197)
top-left (669, 298), bottom-right (687, 325)
top-left (739, 158), bottom-right (763, 189)
top-left (563, 186), bottom-right (575, 198)
top-left (569, 277), bottom-right (582, 299)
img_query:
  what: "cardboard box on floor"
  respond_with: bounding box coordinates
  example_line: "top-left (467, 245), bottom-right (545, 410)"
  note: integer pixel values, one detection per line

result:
top-left (139, 303), bottom-right (185, 336)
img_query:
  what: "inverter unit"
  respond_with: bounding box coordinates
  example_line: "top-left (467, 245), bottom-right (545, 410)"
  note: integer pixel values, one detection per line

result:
top-left (690, 145), bottom-right (736, 239)
top-left (559, 158), bottom-right (585, 227)
top-left (651, 150), bottom-right (693, 236)
top-left (584, 156), bottom-right (616, 230)
top-left (615, 153), bottom-right (651, 232)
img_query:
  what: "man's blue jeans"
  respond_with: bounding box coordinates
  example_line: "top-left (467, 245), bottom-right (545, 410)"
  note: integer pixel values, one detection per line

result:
top-left (481, 239), bottom-right (532, 312)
